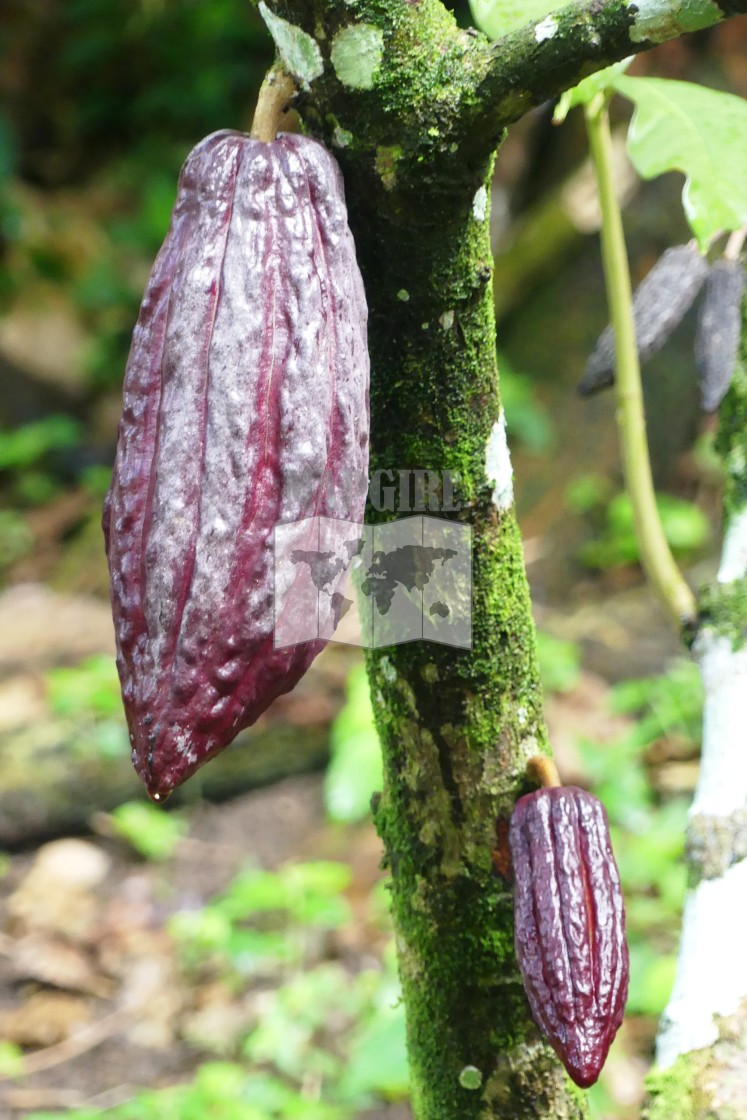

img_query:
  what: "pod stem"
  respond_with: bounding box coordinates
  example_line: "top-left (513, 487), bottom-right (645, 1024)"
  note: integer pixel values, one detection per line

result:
top-left (527, 754), bottom-right (562, 789)
top-left (250, 66), bottom-right (295, 142)
top-left (584, 96), bottom-right (698, 632)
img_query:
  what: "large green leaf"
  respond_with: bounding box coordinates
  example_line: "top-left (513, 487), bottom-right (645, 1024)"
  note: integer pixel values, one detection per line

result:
top-left (469, 0), bottom-right (559, 40)
top-left (614, 76), bottom-right (747, 250)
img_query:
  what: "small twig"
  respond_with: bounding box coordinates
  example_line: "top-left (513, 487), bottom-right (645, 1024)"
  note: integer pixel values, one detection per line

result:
top-left (0, 1006), bottom-right (132, 1084)
top-left (250, 66), bottom-right (296, 142)
top-left (725, 224), bottom-right (747, 261)
top-left (584, 95), bottom-right (697, 631)
top-left (527, 755), bottom-right (562, 789)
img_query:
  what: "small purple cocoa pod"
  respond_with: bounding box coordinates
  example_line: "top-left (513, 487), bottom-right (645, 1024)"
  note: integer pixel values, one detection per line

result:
top-left (509, 786), bottom-right (629, 1088)
top-left (696, 258), bottom-right (746, 412)
top-left (104, 130), bottom-right (369, 799)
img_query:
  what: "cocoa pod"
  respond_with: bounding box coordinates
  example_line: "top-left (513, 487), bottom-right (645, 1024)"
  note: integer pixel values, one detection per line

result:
top-left (509, 786), bottom-right (629, 1088)
top-left (696, 257), bottom-right (746, 412)
top-left (579, 243), bottom-right (709, 396)
top-left (104, 130), bottom-right (369, 800)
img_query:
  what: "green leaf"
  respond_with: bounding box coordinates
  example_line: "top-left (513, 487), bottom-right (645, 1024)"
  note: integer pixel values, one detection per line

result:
top-left (110, 801), bottom-right (188, 860)
top-left (564, 473), bottom-right (613, 515)
top-left (536, 631), bottom-right (581, 694)
top-left (325, 665), bottom-right (383, 823)
top-left (554, 58), bottom-right (633, 122)
top-left (339, 1002), bottom-right (410, 1101)
top-left (468, 0), bottom-right (557, 40)
top-left (499, 358), bottom-right (554, 453)
top-left (626, 943), bottom-right (677, 1016)
top-left (0, 510), bottom-right (33, 570)
top-left (0, 415), bottom-right (82, 471)
top-left (216, 862), bottom-right (352, 928)
top-left (580, 492), bottom-right (709, 569)
top-left (45, 655), bottom-right (123, 719)
top-left (611, 658), bottom-right (703, 758)
top-left (614, 76), bottom-right (747, 250)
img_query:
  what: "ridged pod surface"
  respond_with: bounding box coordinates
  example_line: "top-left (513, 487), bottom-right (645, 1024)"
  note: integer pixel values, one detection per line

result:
top-left (509, 786), bottom-right (629, 1088)
top-left (104, 130), bottom-right (369, 799)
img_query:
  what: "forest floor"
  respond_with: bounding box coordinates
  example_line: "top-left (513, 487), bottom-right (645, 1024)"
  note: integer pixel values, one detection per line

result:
top-left (0, 557), bottom-right (692, 1119)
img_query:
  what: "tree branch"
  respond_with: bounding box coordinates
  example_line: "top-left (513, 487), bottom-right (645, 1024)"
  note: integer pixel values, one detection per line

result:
top-left (263, 0), bottom-right (747, 168)
top-left (469, 0), bottom-right (747, 132)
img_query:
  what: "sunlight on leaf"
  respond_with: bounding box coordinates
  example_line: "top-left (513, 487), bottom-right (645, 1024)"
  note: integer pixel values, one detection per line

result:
top-left (614, 76), bottom-right (747, 250)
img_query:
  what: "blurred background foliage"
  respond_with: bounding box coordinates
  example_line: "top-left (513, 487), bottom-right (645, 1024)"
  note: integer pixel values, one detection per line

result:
top-left (1, 2), bottom-right (746, 1118)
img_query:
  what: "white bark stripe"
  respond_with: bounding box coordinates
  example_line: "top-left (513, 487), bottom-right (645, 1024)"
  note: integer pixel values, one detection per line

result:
top-left (691, 633), bottom-right (747, 818)
top-left (656, 857), bottom-right (747, 1069)
top-left (718, 504), bottom-right (747, 584)
top-left (658, 484), bottom-right (747, 1064)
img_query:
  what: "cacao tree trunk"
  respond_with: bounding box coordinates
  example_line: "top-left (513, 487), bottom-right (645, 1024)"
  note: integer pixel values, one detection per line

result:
top-left (257, 2), bottom-right (747, 1116)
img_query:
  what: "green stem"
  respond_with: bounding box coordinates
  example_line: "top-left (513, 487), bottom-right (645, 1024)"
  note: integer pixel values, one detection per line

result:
top-left (584, 97), bottom-right (697, 631)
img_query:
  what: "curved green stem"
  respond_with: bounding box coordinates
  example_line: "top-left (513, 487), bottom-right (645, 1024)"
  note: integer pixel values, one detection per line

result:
top-left (584, 96), bottom-right (697, 631)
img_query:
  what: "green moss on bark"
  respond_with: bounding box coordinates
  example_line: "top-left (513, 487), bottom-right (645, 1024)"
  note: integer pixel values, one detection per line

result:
top-left (697, 580), bottom-right (747, 649)
top-left (643, 1053), bottom-right (705, 1120)
top-left (352, 141), bottom-right (574, 1119)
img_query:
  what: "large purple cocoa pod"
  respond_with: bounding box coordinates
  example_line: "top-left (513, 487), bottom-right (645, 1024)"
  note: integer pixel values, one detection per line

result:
top-left (104, 130), bottom-right (369, 800)
top-left (509, 786), bottom-right (629, 1088)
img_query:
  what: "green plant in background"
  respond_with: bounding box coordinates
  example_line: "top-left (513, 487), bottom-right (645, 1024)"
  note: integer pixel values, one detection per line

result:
top-left (498, 356), bottom-right (554, 455)
top-left (27, 850), bottom-right (407, 1119)
top-left (168, 861), bottom-right (407, 1116)
top-left (44, 654), bottom-right (130, 760)
top-left (0, 415), bottom-right (82, 507)
top-left (169, 861), bottom-right (354, 980)
top-left (3, 0), bottom-right (272, 390)
top-left (535, 629), bottom-right (582, 694)
top-left (577, 491), bottom-right (710, 571)
top-left (0, 509), bottom-right (33, 572)
top-left (109, 801), bottom-right (189, 861)
top-left (26, 1062), bottom-right (344, 1120)
top-left (324, 663), bottom-right (382, 824)
top-left (0, 415), bottom-right (81, 471)
top-left (45, 654), bottom-right (122, 719)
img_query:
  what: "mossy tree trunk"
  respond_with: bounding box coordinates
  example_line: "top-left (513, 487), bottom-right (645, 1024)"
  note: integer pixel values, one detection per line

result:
top-left (257, 2), bottom-right (747, 1116)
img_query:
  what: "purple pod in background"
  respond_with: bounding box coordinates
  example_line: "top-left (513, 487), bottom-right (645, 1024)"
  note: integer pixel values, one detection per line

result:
top-left (509, 786), bottom-right (629, 1088)
top-left (104, 131), bottom-right (369, 799)
top-left (579, 243), bottom-right (709, 396)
